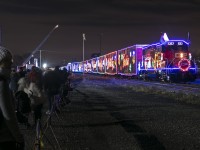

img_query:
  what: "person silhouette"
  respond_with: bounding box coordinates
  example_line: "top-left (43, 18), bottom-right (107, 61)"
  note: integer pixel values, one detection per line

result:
top-left (0, 46), bottom-right (24, 150)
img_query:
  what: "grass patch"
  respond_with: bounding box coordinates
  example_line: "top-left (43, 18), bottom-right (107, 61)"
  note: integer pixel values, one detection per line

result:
top-left (120, 82), bottom-right (200, 105)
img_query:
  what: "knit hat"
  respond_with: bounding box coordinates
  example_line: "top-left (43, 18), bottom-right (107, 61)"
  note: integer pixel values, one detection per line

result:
top-left (0, 46), bottom-right (12, 64)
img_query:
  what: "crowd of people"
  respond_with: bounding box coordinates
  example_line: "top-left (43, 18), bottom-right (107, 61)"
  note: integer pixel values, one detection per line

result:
top-left (0, 46), bottom-right (71, 150)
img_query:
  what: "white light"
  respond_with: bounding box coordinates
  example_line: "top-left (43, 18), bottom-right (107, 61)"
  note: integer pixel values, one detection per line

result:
top-left (43, 63), bottom-right (47, 69)
top-left (83, 33), bottom-right (86, 40)
top-left (163, 33), bottom-right (169, 41)
top-left (180, 53), bottom-right (183, 58)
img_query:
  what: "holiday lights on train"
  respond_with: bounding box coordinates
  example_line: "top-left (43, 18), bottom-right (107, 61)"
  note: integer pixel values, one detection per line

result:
top-left (66, 33), bottom-right (197, 82)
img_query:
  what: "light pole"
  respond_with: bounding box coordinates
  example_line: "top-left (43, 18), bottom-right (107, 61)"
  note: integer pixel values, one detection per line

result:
top-left (40, 50), bottom-right (42, 68)
top-left (23, 24), bottom-right (59, 66)
top-left (82, 33), bottom-right (86, 72)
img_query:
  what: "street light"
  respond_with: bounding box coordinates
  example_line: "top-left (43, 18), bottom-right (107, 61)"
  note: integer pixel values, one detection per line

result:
top-left (40, 50), bottom-right (42, 68)
top-left (43, 63), bottom-right (47, 69)
top-left (82, 33), bottom-right (86, 72)
top-left (23, 24), bottom-right (59, 66)
top-left (83, 33), bottom-right (86, 61)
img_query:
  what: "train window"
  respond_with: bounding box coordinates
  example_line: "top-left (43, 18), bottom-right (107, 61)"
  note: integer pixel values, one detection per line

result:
top-left (162, 43), bottom-right (188, 52)
top-left (168, 42), bottom-right (174, 45)
top-left (178, 42), bottom-right (183, 45)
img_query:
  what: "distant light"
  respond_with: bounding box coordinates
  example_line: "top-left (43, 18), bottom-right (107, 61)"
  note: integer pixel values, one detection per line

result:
top-left (55, 25), bottom-right (59, 28)
top-left (43, 63), bottom-right (47, 69)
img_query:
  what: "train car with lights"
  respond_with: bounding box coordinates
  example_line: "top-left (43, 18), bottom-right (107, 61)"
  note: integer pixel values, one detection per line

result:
top-left (67, 33), bottom-right (197, 82)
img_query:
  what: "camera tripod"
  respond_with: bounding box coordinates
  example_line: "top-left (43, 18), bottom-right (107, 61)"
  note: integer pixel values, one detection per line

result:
top-left (41, 95), bottom-right (62, 150)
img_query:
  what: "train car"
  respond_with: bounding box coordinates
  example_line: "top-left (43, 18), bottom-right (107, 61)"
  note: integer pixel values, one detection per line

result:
top-left (91, 57), bottom-right (98, 73)
top-left (65, 62), bottom-right (72, 71)
top-left (138, 34), bottom-right (197, 82)
top-left (86, 59), bottom-right (92, 73)
top-left (82, 61), bottom-right (87, 72)
top-left (71, 62), bottom-right (81, 72)
top-left (118, 45), bottom-right (146, 76)
top-left (105, 51), bottom-right (117, 75)
top-left (78, 62), bottom-right (83, 72)
top-left (97, 55), bottom-right (106, 74)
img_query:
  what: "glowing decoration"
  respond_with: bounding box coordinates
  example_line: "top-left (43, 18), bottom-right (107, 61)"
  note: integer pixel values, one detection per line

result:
top-left (163, 33), bottom-right (169, 41)
top-left (143, 40), bottom-right (189, 50)
top-left (178, 59), bottom-right (191, 72)
top-left (189, 53), bottom-right (192, 60)
top-left (138, 62), bottom-right (141, 71)
top-left (160, 53), bottom-right (163, 60)
top-left (160, 32), bottom-right (169, 43)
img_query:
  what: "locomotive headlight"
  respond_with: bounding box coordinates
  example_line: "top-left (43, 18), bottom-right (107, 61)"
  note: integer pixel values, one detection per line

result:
top-left (180, 53), bottom-right (183, 58)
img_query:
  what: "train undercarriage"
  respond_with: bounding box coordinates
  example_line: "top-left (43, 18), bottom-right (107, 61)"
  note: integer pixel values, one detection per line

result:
top-left (138, 69), bottom-right (197, 83)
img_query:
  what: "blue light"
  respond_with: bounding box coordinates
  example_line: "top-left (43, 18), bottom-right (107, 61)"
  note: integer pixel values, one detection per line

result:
top-left (142, 43), bottom-right (161, 49)
top-left (143, 40), bottom-right (189, 50)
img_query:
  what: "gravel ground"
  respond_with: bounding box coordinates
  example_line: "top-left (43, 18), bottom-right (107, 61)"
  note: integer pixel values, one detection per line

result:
top-left (20, 75), bottom-right (200, 150)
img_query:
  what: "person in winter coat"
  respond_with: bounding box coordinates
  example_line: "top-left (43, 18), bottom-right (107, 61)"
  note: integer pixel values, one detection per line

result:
top-left (0, 46), bottom-right (24, 150)
top-left (9, 68), bottom-right (19, 96)
top-left (24, 81), bottom-right (45, 124)
top-left (43, 66), bottom-right (62, 114)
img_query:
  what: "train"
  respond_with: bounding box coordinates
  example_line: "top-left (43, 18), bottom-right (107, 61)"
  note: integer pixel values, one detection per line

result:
top-left (65, 33), bottom-right (197, 82)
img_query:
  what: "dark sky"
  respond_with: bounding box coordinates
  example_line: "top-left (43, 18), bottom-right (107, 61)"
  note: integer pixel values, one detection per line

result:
top-left (0, 0), bottom-right (200, 66)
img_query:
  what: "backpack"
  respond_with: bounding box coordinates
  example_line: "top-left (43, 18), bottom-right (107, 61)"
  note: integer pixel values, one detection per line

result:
top-left (15, 91), bottom-right (31, 114)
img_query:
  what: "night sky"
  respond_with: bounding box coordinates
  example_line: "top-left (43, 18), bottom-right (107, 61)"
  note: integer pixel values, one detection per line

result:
top-left (0, 0), bottom-right (200, 67)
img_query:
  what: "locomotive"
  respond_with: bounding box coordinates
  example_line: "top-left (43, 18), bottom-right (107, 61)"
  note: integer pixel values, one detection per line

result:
top-left (66, 33), bottom-right (197, 82)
